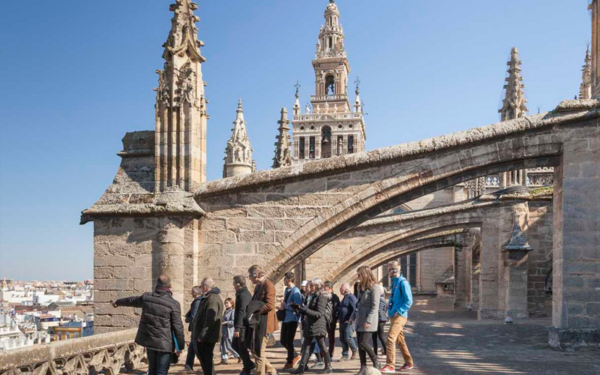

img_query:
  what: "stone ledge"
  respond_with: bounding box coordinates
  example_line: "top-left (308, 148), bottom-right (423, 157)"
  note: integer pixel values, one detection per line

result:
top-left (548, 328), bottom-right (600, 351)
top-left (81, 190), bottom-right (205, 224)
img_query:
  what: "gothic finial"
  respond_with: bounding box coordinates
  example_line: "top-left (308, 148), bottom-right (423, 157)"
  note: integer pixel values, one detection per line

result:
top-left (163, 0), bottom-right (203, 62)
top-left (580, 46), bottom-right (592, 99)
top-left (224, 99), bottom-right (254, 178)
top-left (273, 107), bottom-right (292, 168)
top-left (330, 0), bottom-right (335, 3)
top-left (499, 47), bottom-right (528, 121)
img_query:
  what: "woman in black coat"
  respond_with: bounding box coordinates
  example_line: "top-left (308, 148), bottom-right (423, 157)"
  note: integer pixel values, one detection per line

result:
top-left (291, 278), bottom-right (332, 374)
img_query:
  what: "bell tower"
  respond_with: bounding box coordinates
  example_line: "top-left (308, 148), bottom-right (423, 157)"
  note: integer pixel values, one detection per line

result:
top-left (290, 0), bottom-right (366, 164)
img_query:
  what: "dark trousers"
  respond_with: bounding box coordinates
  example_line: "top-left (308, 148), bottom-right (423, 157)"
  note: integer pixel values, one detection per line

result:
top-left (339, 322), bottom-right (358, 355)
top-left (372, 321), bottom-right (387, 355)
top-left (147, 349), bottom-right (171, 375)
top-left (233, 335), bottom-right (255, 372)
top-left (357, 331), bottom-right (378, 367)
top-left (281, 321), bottom-right (299, 363)
top-left (185, 341), bottom-right (196, 369)
top-left (299, 335), bottom-right (331, 368)
top-left (327, 320), bottom-right (337, 357)
top-left (196, 342), bottom-right (216, 375)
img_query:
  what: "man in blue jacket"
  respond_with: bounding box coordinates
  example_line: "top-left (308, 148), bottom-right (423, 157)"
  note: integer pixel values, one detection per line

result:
top-left (380, 261), bottom-right (414, 372)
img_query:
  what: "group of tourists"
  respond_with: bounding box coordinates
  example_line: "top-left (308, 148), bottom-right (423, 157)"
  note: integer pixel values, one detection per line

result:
top-left (111, 261), bottom-right (414, 375)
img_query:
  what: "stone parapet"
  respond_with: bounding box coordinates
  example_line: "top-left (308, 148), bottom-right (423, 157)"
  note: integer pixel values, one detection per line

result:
top-left (548, 328), bottom-right (600, 351)
top-left (0, 328), bottom-right (145, 375)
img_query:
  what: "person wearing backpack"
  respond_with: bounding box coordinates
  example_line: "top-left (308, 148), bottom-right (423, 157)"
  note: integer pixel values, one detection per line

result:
top-left (380, 261), bottom-right (414, 373)
top-left (278, 272), bottom-right (303, 370)
top-left (290, 278), bottom-right (333, 374)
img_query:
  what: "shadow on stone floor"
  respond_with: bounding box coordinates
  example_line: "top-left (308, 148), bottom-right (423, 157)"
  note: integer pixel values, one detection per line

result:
top-left (137, 297), bottom-right (599, 375)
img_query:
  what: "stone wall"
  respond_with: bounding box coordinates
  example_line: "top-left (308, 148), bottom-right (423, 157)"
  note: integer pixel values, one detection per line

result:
top-left (418, 248), bottom-right (454, 292)
top-left (526, 200), bottom-right (553, 317)
top-left (93, 217), bottom-right (198, 333)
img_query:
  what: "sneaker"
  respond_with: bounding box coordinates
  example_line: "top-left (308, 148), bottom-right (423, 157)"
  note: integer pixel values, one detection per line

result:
top-left (339, 355), bottom-right (350, 362)
top-left (323, 367), bottom-right (333, 374)
top-left (220, 359), bottom-right (229, 365)
top-left (311, 361), bottom-right (325, 370)
top-left (290, 367), bottom-right (304, 375)
top-left (292, 355), bottom-right (302, 366)
top-left (380, 365), bottom-right (396, 373)
top-left (350, 351), bottom-right (358, 360)
top-left (185, 366), bottom-right (194, 373)
top-left (399, 364), bottom-right (414, 371)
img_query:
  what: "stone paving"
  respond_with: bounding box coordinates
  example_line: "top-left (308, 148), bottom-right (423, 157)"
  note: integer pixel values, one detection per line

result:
top-left (147, 297), bottom-right (599, 375)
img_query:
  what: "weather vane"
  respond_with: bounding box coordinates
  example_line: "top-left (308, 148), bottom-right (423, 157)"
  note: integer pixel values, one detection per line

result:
top-left (354, 77), bottom-right (361, 95)
top-left (294, 81), bottom-right (301, 98)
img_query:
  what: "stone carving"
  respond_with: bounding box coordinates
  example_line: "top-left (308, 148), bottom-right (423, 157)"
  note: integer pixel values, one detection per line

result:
top-left (0, 330), bottom-right (145, 375)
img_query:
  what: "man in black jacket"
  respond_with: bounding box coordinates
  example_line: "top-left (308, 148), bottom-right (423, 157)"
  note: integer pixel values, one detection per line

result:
top-left (112, 275), bottom-right (184, 375)
top-left (232, 275), bottom-right (255, 375)
top-left (184, 286), bottom-right (203, 372)
top-left (192, 277), bottom-right (224, 375)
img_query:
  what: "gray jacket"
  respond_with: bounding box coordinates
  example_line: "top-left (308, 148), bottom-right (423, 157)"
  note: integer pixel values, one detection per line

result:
top-left (353, 283), bottom-right (381, 332)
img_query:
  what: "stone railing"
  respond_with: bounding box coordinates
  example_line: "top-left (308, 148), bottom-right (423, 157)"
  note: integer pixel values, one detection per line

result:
top-left (310, 94), bottom-right (348, 102)
top-left (0, 329), bottom-right (145, 375)
top-left (526, 167), bottom-right (554, 187)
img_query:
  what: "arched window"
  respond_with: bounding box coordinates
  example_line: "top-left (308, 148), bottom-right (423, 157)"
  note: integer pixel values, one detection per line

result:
top-left (325, 76), bottom-right (335, 95)
top-left (321, 126), bottom-right (332, 158)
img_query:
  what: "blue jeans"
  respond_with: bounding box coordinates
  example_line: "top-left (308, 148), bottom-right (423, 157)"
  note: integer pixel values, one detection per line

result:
top-left (185, 341), bottom-right (196, 369)
top-left (147, 349), bottom-right (171, 375)
top-left (339, 322), bottom-right (358, 356)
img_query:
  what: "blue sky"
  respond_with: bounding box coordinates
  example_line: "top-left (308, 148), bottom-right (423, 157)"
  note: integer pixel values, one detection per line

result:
top-left (0, 0), bottom-right (590, 281)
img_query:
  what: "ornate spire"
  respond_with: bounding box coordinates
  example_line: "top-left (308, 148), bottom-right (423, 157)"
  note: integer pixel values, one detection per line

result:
top-left (499, 47), bottom-right (528, 121)
top-left (315, 0), bottom-right (345, 59)
top-left (273, 108), bottom-right (293, 168)
top-left (293, 81), bottom-right (302, 116)
top-left (154, 0), bottom-right (208, 192)
top-left (580, 47), bottom-right (592, 100)
top-left (223, 99), bottom-right (254, 178)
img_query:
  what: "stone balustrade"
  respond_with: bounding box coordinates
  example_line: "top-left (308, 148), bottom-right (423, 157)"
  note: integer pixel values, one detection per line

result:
top-left (0, 329), bottom-right (145, 375)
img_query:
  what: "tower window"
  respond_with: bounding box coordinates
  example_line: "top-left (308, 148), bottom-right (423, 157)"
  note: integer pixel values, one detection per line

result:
top-left (321, 126), bottom-right (332, 159)
top-left (326, 76), bottom-right (335, 95)
top-left (329, 37), bottom-right (333, 50)
top-left (309, 137), bottom-right (316, 159)
top-left (299, 137), bottom-right (305, 159)
top-left (348, 135), bottom-right (354, 154)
